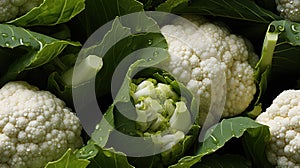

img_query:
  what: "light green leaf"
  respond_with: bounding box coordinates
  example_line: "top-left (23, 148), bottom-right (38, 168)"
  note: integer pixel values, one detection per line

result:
top-left (0, 24), bottom-right (80, 86)
top-left (44, 149), bottom-right (90, 168)
top-left (76, 142), bottom-right (134, 168)
top-left (169, 117), bottom-right (270, 168)
top-left (8, 0), bottom-right (86, 27)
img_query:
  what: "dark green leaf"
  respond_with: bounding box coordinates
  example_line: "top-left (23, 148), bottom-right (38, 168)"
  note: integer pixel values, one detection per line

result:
top-left (255, 20), bottom-right (300, 108)
top-left (157, 0), bottom-right (280, 23)
top-left (193, 154), bottom-right (252, 168)
top-left (8, 0), bottom-right (86, 27)
top-left (69, 0), bottom-right (144, 41)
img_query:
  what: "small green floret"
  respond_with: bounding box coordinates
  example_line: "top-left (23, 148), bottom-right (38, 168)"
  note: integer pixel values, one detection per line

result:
top-left (130, 78), bottom-right (192, 150)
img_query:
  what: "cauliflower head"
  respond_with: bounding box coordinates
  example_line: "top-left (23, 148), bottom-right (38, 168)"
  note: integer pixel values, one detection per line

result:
top-left (275, 0), bottom-right (300, 22)
top-left (0, 81), bottom-right (83, 168)
top-left (158, 15), bottom-right (258, 118)
top-left (0, 0), bottom-right (43, 22)
top-left (256, 90), bottom-right (300, 167)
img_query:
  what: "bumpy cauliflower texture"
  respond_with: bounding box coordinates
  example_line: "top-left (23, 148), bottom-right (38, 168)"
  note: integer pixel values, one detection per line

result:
top-left (256, 90), bottom-right (300, 167)
top-left (276, 0), bottom-right (300, 22)
top-left (0, 0), bottom-right (43, 22)
top-left (158, 15), bottom-right (258, 118)
top-left (0, 81), bottom-right (83, 168)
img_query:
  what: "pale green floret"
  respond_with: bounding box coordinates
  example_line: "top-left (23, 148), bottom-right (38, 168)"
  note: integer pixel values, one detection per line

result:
top-left (158, 15), bottom-right (258, 118)
top-left (256, 89), bottom-right (300, 167)
top-left (0, 0), bottom-right (43, 22)
top-left (170, 102), bottom-right (192, 132)
top-left (131, 79), bottom-right (192, 151)
top-left (0, 81), bottom-right (83, 168)
top-left (275, 0), bottom-right (300, 22)
top-left (151, 131), bottom-right (185, 152)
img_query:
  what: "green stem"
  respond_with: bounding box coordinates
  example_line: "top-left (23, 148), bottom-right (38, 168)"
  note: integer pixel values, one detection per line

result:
top-left (62, 55), bottom-right (103, 86)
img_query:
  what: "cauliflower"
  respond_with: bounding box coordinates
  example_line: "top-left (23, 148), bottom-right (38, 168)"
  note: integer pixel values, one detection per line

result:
top-left (0, 0), bottom-right (43, 22)
top-left (0, 81), bottom-right (83, 168)
top-left (158, 15), bottom-right (258, 118)
top-left (256, 89), bottom-right (300, 167)
top-left (275, 0), bottom-right (300, 22)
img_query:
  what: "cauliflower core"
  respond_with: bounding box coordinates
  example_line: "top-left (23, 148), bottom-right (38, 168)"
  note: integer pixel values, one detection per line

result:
top-left (158, 15), bottom-right (258, 118)
top-left (256, 90), bottom-right (300, 167)
top-left (0, 81), bottom-right (83, 168)
top-left (0, 0), bottom-right (43, 22)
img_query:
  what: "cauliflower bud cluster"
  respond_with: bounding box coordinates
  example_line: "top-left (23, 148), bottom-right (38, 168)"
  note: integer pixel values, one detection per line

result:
top-left (158, 15), bottom-right (258, 118)
top-left (0, 0), bottom-right (43, 22)
top-left (0, 81), bottom-right (83, 168)
top-left (275, 0), bottom-right (300, 22)
top-left (256, 90), bottom-right (300, 167)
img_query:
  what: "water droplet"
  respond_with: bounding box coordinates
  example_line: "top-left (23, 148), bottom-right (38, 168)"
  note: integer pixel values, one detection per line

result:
top-left (1, 33), bottom-right (8, 37)
top-left (277, 25), bottom-right (284, 31)
top-left (296, 36), bottom-right (299, 40)
top-left (210, 134), bottom-right (218, 144)
top-left (103, 150), bottom-right (112, 157)
top-left (88, 150), bottom-right (94, 154)
top-left (147, 58), bottom-right (153, 61)
top-left (11, 36), bottom-right (16, 41)
top-left (290, 0), bottom-right (294, 4)
top-left (95, 124), bottom-right (100, 130)
top-left (26, 148), bottom-right (31, 152)
top-left (291, 24), bottom-right (298, 33)
top-left (277, 6), bottom-right (285, 13)
top-left (153, 51), bottom-right (159, 57)
top-left (148, 40), bottom-right (152, 45)
top-left (5, 42), bottom-right (10, 47)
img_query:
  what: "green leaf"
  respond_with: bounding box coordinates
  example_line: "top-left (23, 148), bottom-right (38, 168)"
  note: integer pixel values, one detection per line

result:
top-left (44, 149), bottom-right (90, 168)
top-left (193, 154), bottom-right (252, 168)
top-left (8, 0), bottom-right (86, 27)
top-left (70, 0), bottom-right (144, 41)
top-left (254, 20), bottom-right (300, 107)
top-left (78, 14), bottom-right (167, 97)
top-left (76, 141), bottom-right (134, 168)
top-left (157, 0), bottom-right (280, 23)
top-left (156, 0), bottom-right (189, 12)
top-left (242, 123), bottom-right (272, 168)
top-left (0, 24), bottom-right (80, 86)
top-left (169, 117), bottom-right (270, 168)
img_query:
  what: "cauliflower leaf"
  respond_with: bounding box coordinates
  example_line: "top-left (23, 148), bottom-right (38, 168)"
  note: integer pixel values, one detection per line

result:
top-left (7, 0), bottom-right (86, 27)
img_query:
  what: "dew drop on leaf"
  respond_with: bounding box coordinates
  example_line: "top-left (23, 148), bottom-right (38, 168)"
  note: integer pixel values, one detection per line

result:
top-left (1, 33), bottom-right (8, 38)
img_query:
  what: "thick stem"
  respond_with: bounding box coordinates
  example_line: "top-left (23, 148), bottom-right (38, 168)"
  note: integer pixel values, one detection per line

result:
top-left (62, 55), bottom-right (103, 86)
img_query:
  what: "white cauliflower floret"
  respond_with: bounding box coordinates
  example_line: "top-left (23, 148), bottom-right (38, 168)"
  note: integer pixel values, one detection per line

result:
top-left (275, 0), bottom-right (300, 22)
top-left (158, 15), bottom-right (257, 118)
top-left (0, 81), bottom-right (83, 168)
top-left (256, 89), bottom-right (300, 167)
top-left (0, 0), bottom-right (43, 22)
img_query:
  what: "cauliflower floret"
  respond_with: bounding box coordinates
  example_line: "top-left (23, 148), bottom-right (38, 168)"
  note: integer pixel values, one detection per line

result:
top-left (158, 15), bottom-right (257, 118)
top-left (256, 90), bottom-right (300, 167)
top-left (0, 0), bottom-right (43, 22)
top-left (275, 0), bottom-right (300, 22)
top-left (0, 81), bottom-right (83, 168)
